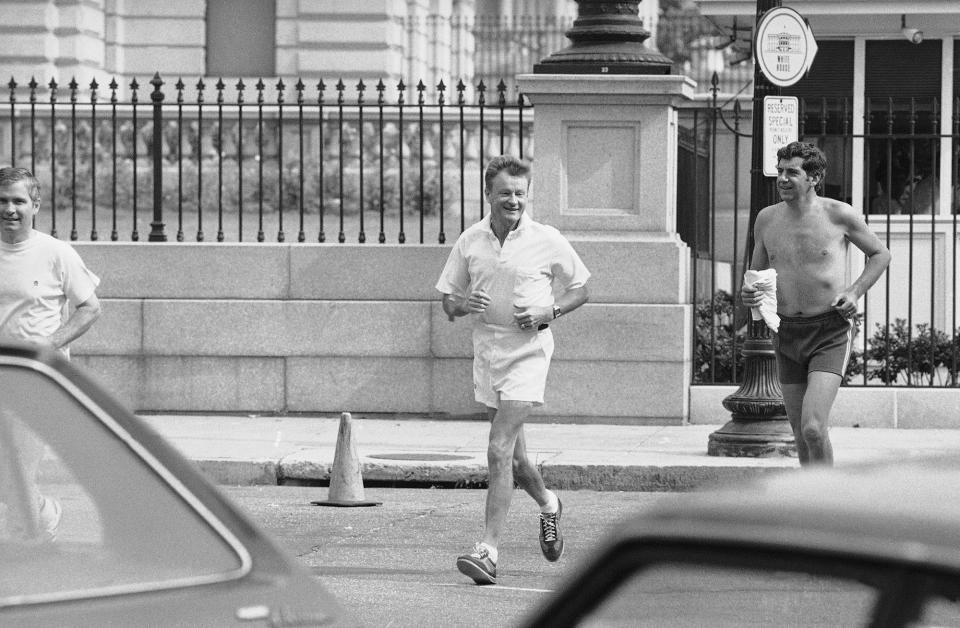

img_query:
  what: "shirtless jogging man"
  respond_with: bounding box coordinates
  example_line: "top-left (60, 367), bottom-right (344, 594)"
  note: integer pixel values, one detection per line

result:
top-left (741, 142), bottom-right (891, 466)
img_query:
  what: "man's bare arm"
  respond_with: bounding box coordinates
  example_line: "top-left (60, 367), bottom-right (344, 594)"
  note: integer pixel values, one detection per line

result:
top-left (841, 208), bottom-right (892, 300)
top-left (442, 293), bottom-right (467, 321)
top-left (741, 211), bottom-right (771, 307)
top-left (748, 210), bottom-right (771, 271)
top-left (47, 293), bottom-right (102, 349)
top-left (555, 285), bottom-right (588, 317)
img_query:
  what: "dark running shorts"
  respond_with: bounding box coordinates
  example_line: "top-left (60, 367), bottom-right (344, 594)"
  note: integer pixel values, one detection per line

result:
top-left (773, 310), bottom-right (854, 385)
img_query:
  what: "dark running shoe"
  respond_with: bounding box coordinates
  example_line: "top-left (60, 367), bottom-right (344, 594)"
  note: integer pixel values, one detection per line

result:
top-left (456, 543), bottom-right (497, 585)
top-left (539, 498), bottom-right (564, 561)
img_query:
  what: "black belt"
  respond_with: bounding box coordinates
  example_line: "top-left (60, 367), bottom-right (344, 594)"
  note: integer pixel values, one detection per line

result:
top-left (537, 324), bottom-right (549, 331)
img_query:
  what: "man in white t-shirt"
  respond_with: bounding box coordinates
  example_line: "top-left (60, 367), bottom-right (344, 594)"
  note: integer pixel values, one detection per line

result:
top-left (436, 155), bottom-right (590, 585)
top-left (0, 166), bottom-right (101, 543)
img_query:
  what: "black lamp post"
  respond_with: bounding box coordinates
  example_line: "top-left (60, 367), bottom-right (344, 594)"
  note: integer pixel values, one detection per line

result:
top-left (534, 0), bottom-right (672, 75)
top-left (707, 0), bottom-right (795, 457)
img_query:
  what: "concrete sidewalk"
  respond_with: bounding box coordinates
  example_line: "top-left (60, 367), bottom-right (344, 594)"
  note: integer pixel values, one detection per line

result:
top-left (139, 414), bottom-right (960, 491)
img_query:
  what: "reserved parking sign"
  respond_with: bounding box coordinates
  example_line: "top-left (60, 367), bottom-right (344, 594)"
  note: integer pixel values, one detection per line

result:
top-left (763, 96), bottom-right (799, 177)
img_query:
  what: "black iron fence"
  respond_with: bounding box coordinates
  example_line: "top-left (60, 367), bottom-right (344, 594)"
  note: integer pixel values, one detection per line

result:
top-left (685, 87), bottom-right (960, 387)
top-left (2, 75), bottom-right (531, 243)
top-left (12, 69), bottom-right (959, 387)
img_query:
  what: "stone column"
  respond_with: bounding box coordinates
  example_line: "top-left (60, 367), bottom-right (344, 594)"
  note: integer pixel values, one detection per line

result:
top-left (516, 75), bottom-right (693, 234)
top-left (518, 73), bottom-right (697, 423)
top-left (507, 0), bottom-right (698, 424)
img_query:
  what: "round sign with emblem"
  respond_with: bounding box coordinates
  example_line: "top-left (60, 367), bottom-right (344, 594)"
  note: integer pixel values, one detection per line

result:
top-left (754, 6), bottom-right (818, 87)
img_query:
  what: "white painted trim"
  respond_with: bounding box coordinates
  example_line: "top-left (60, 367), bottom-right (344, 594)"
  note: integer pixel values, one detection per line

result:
top-left (852, 37), bottom-right (866, 213)
top-left (940, 37), bottom-right (954, 217)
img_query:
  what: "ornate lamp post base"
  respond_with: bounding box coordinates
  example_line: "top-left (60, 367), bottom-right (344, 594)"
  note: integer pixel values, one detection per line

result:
top-left (708, 320), bottom-right (796, 457)
top-left (707, 419), bottom-right (795, 457)
top-left (534, 0), bottom-right (672, 75)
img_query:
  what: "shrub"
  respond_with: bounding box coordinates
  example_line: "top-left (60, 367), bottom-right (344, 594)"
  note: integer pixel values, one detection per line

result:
top-left (694, 291), bottom-right (865, 385)
top-left (694, 290), bottom-right (745, 384)
top-left (694, 293), bottom-right (960, 387)
top-left (863, 318), bottom-right (957, 386)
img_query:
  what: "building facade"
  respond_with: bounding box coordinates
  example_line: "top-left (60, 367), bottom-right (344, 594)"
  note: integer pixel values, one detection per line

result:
top-left (0, 0), bottom-right (582, 98)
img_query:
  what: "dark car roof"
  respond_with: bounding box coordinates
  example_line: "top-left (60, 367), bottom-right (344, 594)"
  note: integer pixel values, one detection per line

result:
top-left (625, 457), bottom-right (960, 572)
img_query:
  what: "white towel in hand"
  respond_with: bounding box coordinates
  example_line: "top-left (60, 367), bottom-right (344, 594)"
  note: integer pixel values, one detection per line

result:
top-left (744, 269), bottom-right (780, 333)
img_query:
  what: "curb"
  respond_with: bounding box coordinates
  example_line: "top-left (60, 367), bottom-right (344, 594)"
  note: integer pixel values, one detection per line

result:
top-left (189, 457), bottom-right (798, 491)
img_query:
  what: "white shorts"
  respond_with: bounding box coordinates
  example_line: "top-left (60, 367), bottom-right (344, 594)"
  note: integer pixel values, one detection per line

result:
top-left (472, 323), bottom-right (554, 408)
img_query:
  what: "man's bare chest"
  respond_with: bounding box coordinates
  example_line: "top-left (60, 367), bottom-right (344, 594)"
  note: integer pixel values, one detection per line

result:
top-left (765, 222), bottom-right (846, 266)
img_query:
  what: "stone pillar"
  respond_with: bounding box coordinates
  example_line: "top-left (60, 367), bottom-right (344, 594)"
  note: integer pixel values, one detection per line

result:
top-left (518, 73), bottom-right (697, 423)
top-left (517, 75), bottom-right (692, 234)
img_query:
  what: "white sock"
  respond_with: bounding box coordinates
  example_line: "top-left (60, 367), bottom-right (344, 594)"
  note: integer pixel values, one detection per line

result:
top-left (480, 542), bottom-right (498, 564)
top-left (540, 491), bottom-right (559, 514)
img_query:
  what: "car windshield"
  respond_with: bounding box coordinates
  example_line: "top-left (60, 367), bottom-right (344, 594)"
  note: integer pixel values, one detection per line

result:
top-left (0, 359), bottom-right (246, 607)
top-left (582, 560), bottom-right (878, 627)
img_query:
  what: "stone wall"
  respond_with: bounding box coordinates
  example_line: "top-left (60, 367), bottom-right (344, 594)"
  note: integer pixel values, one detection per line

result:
top-left (71, 241), bottom-right (692, 423)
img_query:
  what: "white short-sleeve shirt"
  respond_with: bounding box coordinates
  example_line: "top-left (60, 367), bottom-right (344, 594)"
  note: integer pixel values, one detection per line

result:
top-left (0, 231), bottom-right (100, 346)
top-left (435, 214), bottom-right (590, 329)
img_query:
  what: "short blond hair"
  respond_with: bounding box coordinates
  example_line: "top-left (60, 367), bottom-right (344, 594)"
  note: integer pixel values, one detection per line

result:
top-left (483, 155), bottom-right (531, 192)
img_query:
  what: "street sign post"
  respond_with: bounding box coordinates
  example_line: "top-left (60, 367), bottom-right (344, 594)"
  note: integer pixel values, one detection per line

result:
top-left (762, 95), bottom-right (799, 176)
top-left (709, 0), bottom-right (797, 459)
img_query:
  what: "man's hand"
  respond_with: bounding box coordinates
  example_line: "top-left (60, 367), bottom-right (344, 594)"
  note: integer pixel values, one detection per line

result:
top-left (465, 289), bottom-right (491, 314)
top-left (443, 290), bottom-right (491, 321)
top-left (513, 304), bottom-right (551, 331)
top-left (832, 291), bottom-right (859, 318)
top-left (741, 283), bottom-right (761, 308)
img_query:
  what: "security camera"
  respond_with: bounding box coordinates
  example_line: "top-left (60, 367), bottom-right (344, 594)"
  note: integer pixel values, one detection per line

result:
top-left (902, 27), bottom-right (923, 44)
top-left (901, 15), bottom-right (923, 44)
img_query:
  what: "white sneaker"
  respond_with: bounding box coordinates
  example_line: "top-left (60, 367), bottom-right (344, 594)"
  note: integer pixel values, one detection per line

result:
top-left (36, 495), bottom-right (62, 543)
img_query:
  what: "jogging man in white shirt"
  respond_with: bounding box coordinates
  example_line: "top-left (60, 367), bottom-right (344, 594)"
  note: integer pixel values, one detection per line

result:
top-left (0, 166), bottom-right (101, 542)
top-left (436, 155), bottom-right (590, 585)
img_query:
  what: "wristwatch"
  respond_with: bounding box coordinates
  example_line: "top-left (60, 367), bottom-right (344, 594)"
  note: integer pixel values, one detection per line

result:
top-left (552, 304), bottom-right (562, 320)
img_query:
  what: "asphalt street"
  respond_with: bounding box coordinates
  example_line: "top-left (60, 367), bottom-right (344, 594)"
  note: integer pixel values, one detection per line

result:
top-left (225, 486), bottom-right (677, 628)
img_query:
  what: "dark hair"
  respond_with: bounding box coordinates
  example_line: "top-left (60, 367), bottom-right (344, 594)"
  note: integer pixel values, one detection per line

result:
top-left (0, 166), bottom-right (40, 202)
top-left (483, 155), bottom-right (531, 192)
top-left (776, 141), bottom-right (826, 193)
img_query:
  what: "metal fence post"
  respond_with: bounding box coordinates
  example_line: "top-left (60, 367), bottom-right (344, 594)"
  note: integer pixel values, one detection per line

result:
top-left (148, 72), bottom-right (167, 241)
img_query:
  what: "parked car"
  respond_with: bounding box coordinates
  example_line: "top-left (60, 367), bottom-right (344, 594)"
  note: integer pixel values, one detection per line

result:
top-left (523, 455), bottom-right (960, 628)
top-left (0, 343), bottom-right (358, 627)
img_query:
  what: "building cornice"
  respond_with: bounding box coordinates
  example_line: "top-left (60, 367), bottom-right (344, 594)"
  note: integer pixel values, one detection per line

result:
top-left (695, 1), bottom-right (960, 16)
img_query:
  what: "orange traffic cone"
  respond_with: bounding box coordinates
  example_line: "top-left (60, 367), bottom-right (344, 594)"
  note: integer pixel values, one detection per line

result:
top-left (311, 412), bottom-right (381, 507)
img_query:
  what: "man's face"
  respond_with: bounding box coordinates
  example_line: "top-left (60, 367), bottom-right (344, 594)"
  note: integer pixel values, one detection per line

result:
top-left (776, 156), bottom-right (818, 201)
top-left (0, 181), bottom-right (39, 244)
top-left (485, 170), bottom-right (529, 230)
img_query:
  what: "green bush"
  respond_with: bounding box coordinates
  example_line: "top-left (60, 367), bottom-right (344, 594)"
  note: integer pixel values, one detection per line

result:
top-left (695, 291), bottom-right (863, 385)
top-left (694, 290), bottom-right (745, 384)
top-left (696, 291), bottom-right (960, 386)
top-left (862, 318), bottom-right (958, 386)
top-left (29, 150), bottom-right (460, 220)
